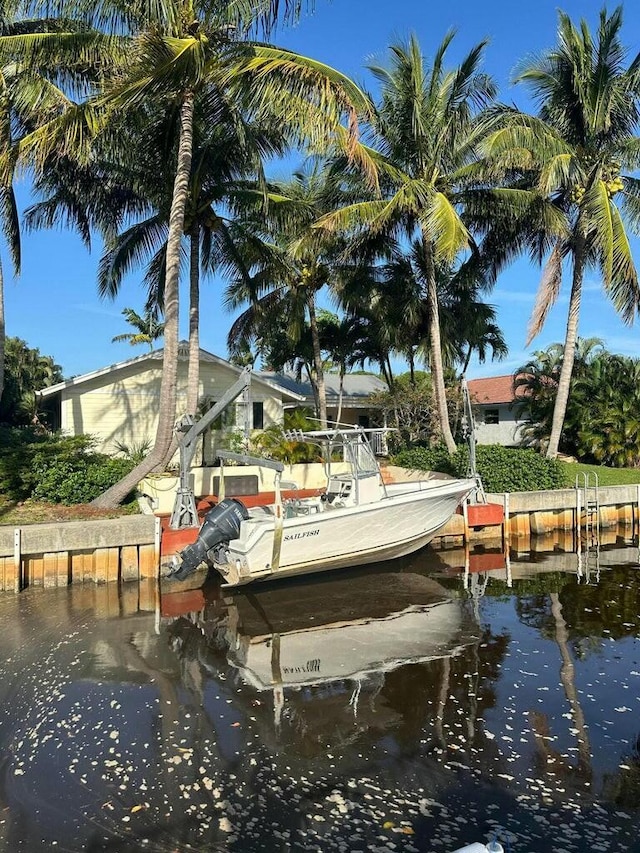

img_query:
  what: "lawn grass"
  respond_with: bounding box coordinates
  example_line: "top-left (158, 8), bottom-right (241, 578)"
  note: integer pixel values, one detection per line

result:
top-left (559, 461), bottom-right (640, 487)
top-left (0, 496), bottom-right (141, 526)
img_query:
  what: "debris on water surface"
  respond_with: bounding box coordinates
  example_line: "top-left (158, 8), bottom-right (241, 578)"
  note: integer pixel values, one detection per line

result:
top-left (0, 565), bottom-right (639, 851)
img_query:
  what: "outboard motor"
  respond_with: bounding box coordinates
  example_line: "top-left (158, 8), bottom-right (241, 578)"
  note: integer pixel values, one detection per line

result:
top-left (169, 498), bottom-right (249, 581)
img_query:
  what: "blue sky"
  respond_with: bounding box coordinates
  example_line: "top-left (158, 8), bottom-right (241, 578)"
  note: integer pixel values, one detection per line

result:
top-left (6, 0), bottom-right (640, 380)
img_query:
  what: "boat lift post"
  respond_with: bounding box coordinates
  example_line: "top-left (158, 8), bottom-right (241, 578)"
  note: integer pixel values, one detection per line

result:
top-left (461, 377), bottom-right (486, 504)
top-left (170, 368), bottom-right (252, 530)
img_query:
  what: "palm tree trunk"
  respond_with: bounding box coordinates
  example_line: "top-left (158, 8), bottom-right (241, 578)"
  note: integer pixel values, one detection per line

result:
top-left (307, 292), bottom-right (327, 428)
top-left (0, 258), bottom-right (4, 402)
top-left (423, 236), bottom-right (456, 453)
top-left (186, 225), bottom-right (200, 416)
top-left (158, 222), bottom-right (200, 471)
top-left (92, 91), bottom-right (195, 508)
top-left (383, 355), bottom-right (394, 390)
top-left (305, 362), bottom-right (321, 416)
top-left (462, 345), bottom-right (472, 375)
top-left (546, 236), bottom-right (586, 459)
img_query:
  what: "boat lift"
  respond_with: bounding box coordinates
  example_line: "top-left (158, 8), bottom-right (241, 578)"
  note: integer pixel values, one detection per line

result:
top-left (168, 368), bottom-right (291, 575)
top-left (169, 367), bottom-right (253, 530)
top-left (461, 376), bottom-right (486, 504)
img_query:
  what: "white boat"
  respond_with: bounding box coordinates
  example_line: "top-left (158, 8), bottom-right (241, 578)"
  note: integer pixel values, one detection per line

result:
top-left (168, 427), bottom-right (476, 587)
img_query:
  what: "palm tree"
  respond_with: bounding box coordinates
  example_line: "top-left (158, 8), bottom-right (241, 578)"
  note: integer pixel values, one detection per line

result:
top-left (0, 335), bottom-right (62, 425)
top-left (10, 1), bottom-right (374, 506)
top-left (514, 337), bottom-right (605, 454)
top-left (0, 9), bottom-right (83, 402)
top-left (574, 352), bottom-right (640, 467)
top-left (510, 7), bottom-right (640, 458)
top-left (317, 33), bottom-right (499, 453)
top-left (317, 311), bottom-right (368, 424)
top-left (367, 243), bottom-right (508, 379)
top-left (334, 256), bottom-right (408, 390)
top-left (111, 306), bottom-right (164, 349)
top-left (226, 159), bottom-right (367, 427)
top-left (91, 102), bottom-right (288, 418)
top-left (0, 8), bottom-right (141, 404)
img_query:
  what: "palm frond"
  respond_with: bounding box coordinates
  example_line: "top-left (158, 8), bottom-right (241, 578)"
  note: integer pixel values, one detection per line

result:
top-left (604, 201), bottom-right (640, 324)
top-left (526, 241), bottom-right (563, 344)
top-left (421, 191), bottom-right (468, 262)
top-left (97, 215), bottom-right (168, 299)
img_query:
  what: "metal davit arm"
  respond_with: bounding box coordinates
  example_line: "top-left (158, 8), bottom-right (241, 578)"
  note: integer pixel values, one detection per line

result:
top-left (214, 451), bottom-right (285, 473)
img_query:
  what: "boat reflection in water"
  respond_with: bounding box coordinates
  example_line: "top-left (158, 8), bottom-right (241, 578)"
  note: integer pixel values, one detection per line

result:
top-left (164, 567), bottom-right (481, 738)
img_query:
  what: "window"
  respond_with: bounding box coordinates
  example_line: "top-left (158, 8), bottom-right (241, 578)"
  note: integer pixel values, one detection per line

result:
top-left (253, 401), bottom-right (264, 430)
top-left (358, 414), bottom-right (370, 429)
top-left (484, 408), bottom-right (499, 425)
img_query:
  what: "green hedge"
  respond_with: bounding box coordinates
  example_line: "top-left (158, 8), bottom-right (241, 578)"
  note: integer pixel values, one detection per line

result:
top-left (32, 457), bottom-right (135, 504)
top-left (0, 427), bottom-right (136, 503)
top-left (392, 444), bottom-right (567, 493)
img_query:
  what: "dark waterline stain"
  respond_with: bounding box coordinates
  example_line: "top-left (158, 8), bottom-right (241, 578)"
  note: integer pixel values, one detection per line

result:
top-left (0, 542), bottom-right (638, 852)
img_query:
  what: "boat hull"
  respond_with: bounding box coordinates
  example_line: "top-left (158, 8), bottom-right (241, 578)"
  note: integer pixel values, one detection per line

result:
top-left (216, 477), bottom-right (475, 586)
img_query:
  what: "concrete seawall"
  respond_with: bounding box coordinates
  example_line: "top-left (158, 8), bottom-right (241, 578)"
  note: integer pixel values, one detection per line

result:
top-left (0, 515), bottom-right (159, 592)
top-left (1, 481), bottom-right (638, 592)
top-left (430, 483), bottom-right (640, 546)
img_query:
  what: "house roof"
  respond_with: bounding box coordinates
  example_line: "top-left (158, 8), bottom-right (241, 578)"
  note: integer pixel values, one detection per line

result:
top-left (467, 374), bottom-right (527, 405)
top-left (259, 371), bottom-right (387, 403)
top-left (39, 343), bottom-right (306, 402)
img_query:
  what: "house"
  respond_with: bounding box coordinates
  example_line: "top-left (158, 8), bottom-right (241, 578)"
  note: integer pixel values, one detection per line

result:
top-left (39, 346), bottom-right (388, 457)
top-left (39, 344), bottom-right (306, 456)
top-left (467, 374), bottom-right (528, 446)
top-left (260, 370), bottom-right (388, 428)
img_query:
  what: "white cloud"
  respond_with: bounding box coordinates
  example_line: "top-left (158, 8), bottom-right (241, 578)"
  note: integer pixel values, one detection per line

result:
top-left (71, 302), bottom-right (123, 318)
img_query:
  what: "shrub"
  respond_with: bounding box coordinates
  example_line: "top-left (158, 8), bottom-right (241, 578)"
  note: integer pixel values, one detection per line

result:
top-left (474, 446), bottom-right (566, 492)
top-left (393, 443), bottom-right (469, 478)
top-left (32, 456), bottom-right (135, 504)
top-left (0, 429), bottom-right (94, 500)
top-left (250, 408), bottom-right (321, 464)
top-left (0, 428), bottom-right (136, 503)
top-left (0, 426), bottom-right (39, 499)
top-left (392, 443), bottom-right (567, 492)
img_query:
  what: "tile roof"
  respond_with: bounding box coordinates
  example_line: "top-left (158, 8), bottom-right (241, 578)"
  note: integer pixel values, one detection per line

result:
top-left (467, 375), bottom-right (527, 405)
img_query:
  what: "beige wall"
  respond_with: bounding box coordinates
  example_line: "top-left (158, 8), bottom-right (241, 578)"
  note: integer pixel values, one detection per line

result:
top-left (60, 359), bottom-right (286, 455)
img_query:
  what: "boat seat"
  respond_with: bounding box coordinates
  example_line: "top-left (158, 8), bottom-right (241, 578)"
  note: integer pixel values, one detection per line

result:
top-left (284, 496), bottom-right (324, 517)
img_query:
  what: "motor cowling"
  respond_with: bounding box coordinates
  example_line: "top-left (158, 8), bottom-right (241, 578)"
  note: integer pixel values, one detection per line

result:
top-left (169, 498), bottom-right (249, 581)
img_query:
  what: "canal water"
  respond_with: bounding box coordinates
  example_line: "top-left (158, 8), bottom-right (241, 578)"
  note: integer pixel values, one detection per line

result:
top-left (0, 539), bottom-right (638, 853)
